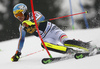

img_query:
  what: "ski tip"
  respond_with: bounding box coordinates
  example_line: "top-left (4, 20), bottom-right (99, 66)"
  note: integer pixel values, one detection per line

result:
top-left (41, 57), bottom-right (61, 64)
top-left (74, 53), bottom-right (87, 59)
top-left (41, 58), bottom-right (52, 64)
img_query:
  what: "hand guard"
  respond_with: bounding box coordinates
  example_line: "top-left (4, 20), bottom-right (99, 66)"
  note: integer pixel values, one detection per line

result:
top-left (11, 51), bottom-right (21, 62)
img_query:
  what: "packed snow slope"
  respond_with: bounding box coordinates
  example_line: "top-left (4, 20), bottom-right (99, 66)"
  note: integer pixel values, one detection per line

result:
top-left (0, 28), bottom-right (100, 69)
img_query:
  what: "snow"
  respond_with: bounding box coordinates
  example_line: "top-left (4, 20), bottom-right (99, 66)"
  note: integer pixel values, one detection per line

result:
top-left (0, 28), bottom-right (100, 69)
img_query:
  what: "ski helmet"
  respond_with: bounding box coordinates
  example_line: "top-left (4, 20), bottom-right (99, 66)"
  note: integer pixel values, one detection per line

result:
top-left (13, 3), bottom-right (27, 18)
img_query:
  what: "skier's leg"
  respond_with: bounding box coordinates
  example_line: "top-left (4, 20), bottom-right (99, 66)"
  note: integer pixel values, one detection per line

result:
top-left (63, 40), bottom-right (90, 52)
top-left (42, 24), bottom-right (84, 53)
top-left (56, 30), bottom-right (90, 52)
top-left (41, 25), bottom-right (69, 54)
top-left (64, 40), bottom-right (100, 54)
top-left (44, 24), bottom-right (99, 53)
top-left (41, 42), bottom-right (81, 54)
top-left (42, 33), bottom-right (80, 54)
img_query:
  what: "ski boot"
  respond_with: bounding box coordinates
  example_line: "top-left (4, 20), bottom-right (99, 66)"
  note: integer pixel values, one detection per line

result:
top-left (88, 46), bottom-right (100, 56)
top-left (66, 47), bottom-right (82, 54)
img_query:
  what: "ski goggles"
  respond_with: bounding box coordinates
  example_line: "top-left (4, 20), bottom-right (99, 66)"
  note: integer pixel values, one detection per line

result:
top-left (14, 12), bottom-right (24, 18)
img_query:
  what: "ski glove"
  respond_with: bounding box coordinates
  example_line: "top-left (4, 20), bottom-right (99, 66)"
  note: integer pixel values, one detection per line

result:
top-left (11, 51), bottom-right (21, 62)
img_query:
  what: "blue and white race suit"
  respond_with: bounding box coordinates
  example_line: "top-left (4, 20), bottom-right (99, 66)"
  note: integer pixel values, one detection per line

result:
top-left (17, 11), bottom-right (68, 52)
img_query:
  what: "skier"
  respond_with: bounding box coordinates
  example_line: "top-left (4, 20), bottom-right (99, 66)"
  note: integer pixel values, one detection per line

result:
top-left (11, 3), bottom-right (98, 62)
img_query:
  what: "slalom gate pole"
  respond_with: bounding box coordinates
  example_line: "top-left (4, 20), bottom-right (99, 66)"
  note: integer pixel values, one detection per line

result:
top-left (37, 11), bottom-right (88, 24)
top-left (79, 0), bottom-right (89, 29)
top-left (69, 0), bottom-right (75, 30)
top-left (48, 11), bottom-right (87, 21)
top-left (30, 0), bottom-right (52, 58)
top-left (20, 49), bottom-right (44, 58)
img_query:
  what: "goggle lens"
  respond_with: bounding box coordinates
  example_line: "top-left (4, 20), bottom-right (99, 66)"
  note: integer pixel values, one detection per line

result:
top-left (14, 12), bottom-right (24, 18)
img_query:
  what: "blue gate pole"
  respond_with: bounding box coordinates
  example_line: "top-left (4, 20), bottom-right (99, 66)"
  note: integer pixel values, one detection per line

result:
top-left (69, 0), bottom-right (75, 30)
top-left (79, 0), bottom-right (89, 29)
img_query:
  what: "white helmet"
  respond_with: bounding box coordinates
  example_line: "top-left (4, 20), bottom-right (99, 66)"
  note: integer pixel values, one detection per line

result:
top-left (13, 3), bottom-right (27, 18)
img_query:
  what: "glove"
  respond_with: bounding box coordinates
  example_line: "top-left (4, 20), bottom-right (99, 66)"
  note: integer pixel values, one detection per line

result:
top-left (11, 51), bottom-right (21, 62)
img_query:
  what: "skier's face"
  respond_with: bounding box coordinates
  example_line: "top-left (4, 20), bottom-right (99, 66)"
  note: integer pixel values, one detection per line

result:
top-left (14, 12), bottom-right (25, 22)
top-left (17, 15), bottom-right (25, 22)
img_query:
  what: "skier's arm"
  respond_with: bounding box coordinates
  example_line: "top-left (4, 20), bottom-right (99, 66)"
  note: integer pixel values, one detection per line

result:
top-left (34, 11), bottom-right (45, 22)
top-left (11, 25), bottom-right (26, 62)
top-left (17, 26), bottom-right (26, 52)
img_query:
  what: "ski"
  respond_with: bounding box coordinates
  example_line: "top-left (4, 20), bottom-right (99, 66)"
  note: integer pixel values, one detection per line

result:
top-left (42, 47), bottom-right (100, 64)
top-left (42, 54), bottom-right (75, 64)
top-left (74, 50), bottom-right (100, 59)
top-left (42, 51), bottom-right (100, 64)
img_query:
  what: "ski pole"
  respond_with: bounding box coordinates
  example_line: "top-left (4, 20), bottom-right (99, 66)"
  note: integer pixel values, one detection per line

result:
top-left (20, 49), bottom-right (44, 58)
top-left (30, 0), bottom-right (52, 58)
